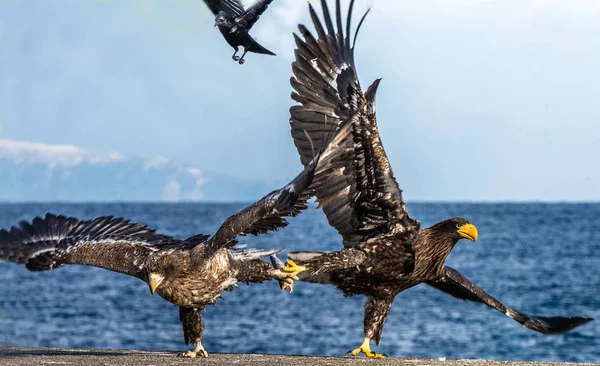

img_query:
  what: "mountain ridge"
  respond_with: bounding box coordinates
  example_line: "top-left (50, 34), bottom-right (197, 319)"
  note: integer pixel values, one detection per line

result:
top-left (0, 139), bottom-right (281, 202)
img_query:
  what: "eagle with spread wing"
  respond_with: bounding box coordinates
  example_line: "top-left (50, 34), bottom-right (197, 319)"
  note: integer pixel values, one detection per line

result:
top-left (285, 0), bottom-right (593, 358)
top-left (0, 128), bottom-right (348, 358)
top-left (203, 0), bottom-right (277, 64)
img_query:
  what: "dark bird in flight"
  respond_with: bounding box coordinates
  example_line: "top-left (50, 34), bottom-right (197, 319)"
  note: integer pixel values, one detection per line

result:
top-left (202, 0), bottom-right (276, 64)
top-left (0, 132), bottom-right (349, 357)
top-left (284, 0), bottom-right (594, 358)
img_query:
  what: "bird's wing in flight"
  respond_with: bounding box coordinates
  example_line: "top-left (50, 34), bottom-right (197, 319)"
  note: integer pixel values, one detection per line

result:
top-left (289, 0), bottom-right (420, 249)
top-left (203, 122), bottom-right (346, 258)
top-left (427, 266), bottom-right (594, 334)
top-left (236, 0), bottom-right (275, 30)
top-left (0, 213), bottom-right (196, 279)
top-left (203, 0), bottom-right (245, 17)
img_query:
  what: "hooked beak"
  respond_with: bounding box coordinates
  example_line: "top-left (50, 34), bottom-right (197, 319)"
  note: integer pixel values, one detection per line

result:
top-left (457, 223), bottom-right (478, 242)
top-left (148, 273), bottom-right (164, 294)
top-left (214, 22), bottom-right (219, 27)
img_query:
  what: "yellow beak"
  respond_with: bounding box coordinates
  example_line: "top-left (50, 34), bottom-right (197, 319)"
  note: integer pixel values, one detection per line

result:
top-left (150, 278), bottom-right (159, 294)
top-left (148, 273), bottom-right (164, 294)
top-left (457, 223), bottom-right (478, 242)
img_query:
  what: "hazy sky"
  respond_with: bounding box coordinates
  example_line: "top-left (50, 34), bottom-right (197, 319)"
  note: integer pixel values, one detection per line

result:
top-left (1, 0), bottom-right (599, 201)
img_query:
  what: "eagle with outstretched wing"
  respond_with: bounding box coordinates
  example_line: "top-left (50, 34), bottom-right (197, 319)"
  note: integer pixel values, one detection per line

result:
top-left (0, 125), bottom-right (349, 358)
top-left (285, 0), bottom-right (593, 358)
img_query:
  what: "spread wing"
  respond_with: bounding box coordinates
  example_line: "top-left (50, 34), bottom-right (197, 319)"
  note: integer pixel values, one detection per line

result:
top-left (237, 0), bottom-right (275, 30)
top-left (204, 123), bottom-right (348, 257)
top-left (289, 0), bottom-right (420, 249)
top-left (427, 266), bottom-right (593, 334)
top-left (204, 154), bottom-right (323, 258)
top-left (202, 0), bottom-right (245, 17)
top-left (0, 213), bottom-right (196, 279)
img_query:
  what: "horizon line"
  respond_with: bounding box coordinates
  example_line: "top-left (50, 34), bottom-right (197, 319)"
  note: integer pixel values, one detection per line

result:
top-left (1, 200), bottom-right (600, 205)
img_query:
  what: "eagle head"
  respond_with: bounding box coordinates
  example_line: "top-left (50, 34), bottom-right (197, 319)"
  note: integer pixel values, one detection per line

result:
top-left (434, 217), bottom-right (478, 243)
top-left (143, 268), bottom-right (166, 294)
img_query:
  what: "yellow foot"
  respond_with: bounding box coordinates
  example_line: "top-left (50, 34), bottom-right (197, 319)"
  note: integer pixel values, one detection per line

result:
top-left (346, 338), bottom-right (386, 359)
top-left (346, 347), bottom-right (386, 359)
top-left (282, 259), bottom-right (307, 280)
top-left (178, 349), bottom-right (208, 358)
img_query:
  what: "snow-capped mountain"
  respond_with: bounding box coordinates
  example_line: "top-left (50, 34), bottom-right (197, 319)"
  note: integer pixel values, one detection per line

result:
top-left (0, 139), bottom-right (275, 202)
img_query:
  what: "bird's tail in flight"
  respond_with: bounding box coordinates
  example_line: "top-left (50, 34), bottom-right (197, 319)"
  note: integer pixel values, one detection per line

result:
top-left (248, 41), bottom-right (276, 56)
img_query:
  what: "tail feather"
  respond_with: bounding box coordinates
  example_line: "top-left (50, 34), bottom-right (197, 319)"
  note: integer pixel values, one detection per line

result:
top-left (505, 309), bottom-right (593, 335)
top-left (248, 39), bottom-right (276, 56)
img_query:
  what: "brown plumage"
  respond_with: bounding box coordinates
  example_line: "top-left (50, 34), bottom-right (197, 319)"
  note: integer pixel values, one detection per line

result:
top-left (286, 0), bottom-right (593, 358)
top-left (0, 132), bottom-right (350, 357)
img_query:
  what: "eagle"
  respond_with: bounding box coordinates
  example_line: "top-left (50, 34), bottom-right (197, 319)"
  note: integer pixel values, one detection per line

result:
top-left (0, 131), bottom-right (346, 358)
top-left (202, 0), bottom-right (276, 64)
top-left (284, 0), bottom-right (594, 358)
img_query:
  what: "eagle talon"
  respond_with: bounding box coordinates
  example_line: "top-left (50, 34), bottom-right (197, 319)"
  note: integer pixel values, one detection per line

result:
top-left (347, 338), bottom-right (385, 359)
top-left (178, 348), bottom-right (208, 358)
top-left (282, 259), bottom-right (307, 280)
top-left (238, 58), bottom-right (246, 64)
top-left (281, 278), bottom-right (294, 293)
top-left (233, 56), bottom-right (240, 61)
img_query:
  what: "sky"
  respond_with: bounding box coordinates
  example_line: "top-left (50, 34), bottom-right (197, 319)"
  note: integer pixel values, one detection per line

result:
top-left (0, 0), bottom-right (599, 201)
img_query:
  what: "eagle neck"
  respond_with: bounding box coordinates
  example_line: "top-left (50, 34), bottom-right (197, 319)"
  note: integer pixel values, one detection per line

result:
top-left (412, 228), bottom-right (458, 280)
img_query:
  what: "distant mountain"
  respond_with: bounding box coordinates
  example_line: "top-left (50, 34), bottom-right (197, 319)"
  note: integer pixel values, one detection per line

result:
top-left (0, 139), bottom-right (279, 202)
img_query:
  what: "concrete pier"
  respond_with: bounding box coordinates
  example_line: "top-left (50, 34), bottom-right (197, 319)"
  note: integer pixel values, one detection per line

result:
top-left (0, 347), bottom-right (597, 366)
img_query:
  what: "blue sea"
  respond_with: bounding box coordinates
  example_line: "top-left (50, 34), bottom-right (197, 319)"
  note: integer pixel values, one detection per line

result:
top-left (0, 203), bottom-right (598, 362)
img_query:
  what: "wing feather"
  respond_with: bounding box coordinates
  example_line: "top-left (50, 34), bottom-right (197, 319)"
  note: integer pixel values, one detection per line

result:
top-left (236, 0), bottom-right (275, 30)
top-left (427, 266), bottom-right (593, 334)
top-left (204, 153), bottom-right (323, 257)
top-left (202, 0), bottom-right (245, 17)
top-left (0, 213), bottom-right (199, 279)
top-left (204, 109), bottom-right (352, 257)
top-left (289, 0), bottom-right (419, 248)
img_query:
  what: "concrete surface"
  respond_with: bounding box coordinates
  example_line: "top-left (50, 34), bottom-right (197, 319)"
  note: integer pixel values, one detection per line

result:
top-left (0, 347), bottom-right (597, 366)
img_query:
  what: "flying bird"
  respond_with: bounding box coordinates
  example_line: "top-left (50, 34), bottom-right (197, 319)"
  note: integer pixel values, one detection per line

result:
top-left (202, 0), bottom-right (277, 64)
top-left (0, 130), bottom-right (348, 358)
top-left (285, 0), bottom-right (594, 358)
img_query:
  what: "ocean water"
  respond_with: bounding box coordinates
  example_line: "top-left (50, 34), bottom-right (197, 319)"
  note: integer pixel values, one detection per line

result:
top-left (0, 202), bottom-right (598, 362)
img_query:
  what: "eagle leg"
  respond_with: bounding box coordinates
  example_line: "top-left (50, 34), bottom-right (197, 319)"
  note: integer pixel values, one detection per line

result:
top-left (345, 296), bottom-right (393, 358)
top-left (179, 343), bottom-right (208, 359)
top-left (238, 48), bottom-right (249, 64)
top-left (346, 337), bottom-right (386, 359)
top-left (282, 259), bottom-right (307, 280)
top-left (232, 47), bottom-right (240, 61)
top-left (235, 259), bottom-right (296, 292)
top-left (270, 255), bottom-right (295, 292)
top-left (178, 307), bottom-right (208, 358)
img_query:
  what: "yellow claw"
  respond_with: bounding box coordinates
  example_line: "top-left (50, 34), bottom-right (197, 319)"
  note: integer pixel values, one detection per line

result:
top-left (178, 343), bottom-right (208, 358)
top-left (178, 349), bottom-right (208, 358)
top-left (282, 259), bottom-right (307, 280)
top-left (346, 337), bottom-right (386, 359)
